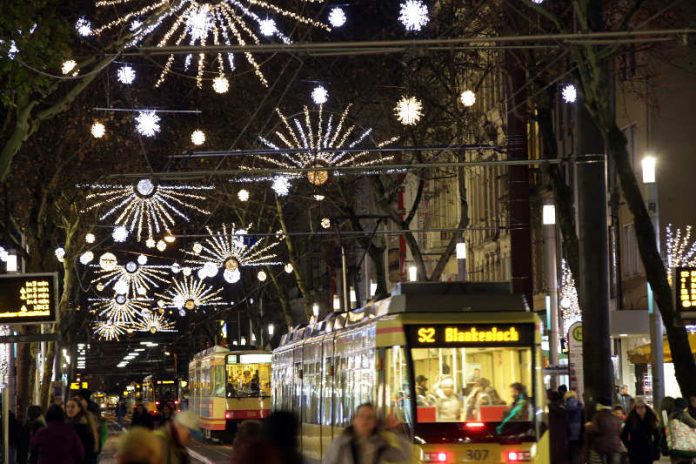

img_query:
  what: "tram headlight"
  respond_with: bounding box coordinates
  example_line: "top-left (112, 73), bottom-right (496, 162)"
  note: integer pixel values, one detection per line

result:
top-left (423, 451), bottom-right (450, 462)
top-left (505, 450), bottom-right (531, 462)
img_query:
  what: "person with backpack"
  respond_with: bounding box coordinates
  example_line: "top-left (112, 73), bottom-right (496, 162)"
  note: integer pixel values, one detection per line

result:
top-left (621, 398), bottom-right (661, 464)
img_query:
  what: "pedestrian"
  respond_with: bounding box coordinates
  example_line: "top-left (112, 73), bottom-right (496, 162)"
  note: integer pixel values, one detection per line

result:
top-left (155, 410), bottom-right (201, 464)
top-left (548, 390), bottom-right (569, 464)
top-left (323, 403), bottom-right (411, 464)
top-left (689, 394), bottom-right (696, 422)
top-left (617, 385), bottom-right (633, 413)
top-left (559, 384), bottom-right (569, 397)
top-left (585, 397), bottom-right (624, 464)
top-left (262, 411), bottom-right (303, 464)
top-left (30, 404), bottom-right (85, 464)
top-left (20, 405), bottom-right (45, 464)
top-left (671, 398), bottom-right (696, 428)
top-left (564, 390), bottom-right (584, 464)
top-left (159, 403), bottom-right (175, 427)
top-left (132, 403), bottom-right (155, 430)
top-left (116, 427), bottom-right (163, 464)
top-left (666, 398), bottom-right (696, 464)
top-left (496, 382), bottom-right (529, 434)
top-left (613, 405), bottom-right (627, 422)
top-left (77, 389), bottom-right (107, 455)
top-left (66, 397), bottom-right (99, 464)
top-left (116, 399), bottom-right (126, 429)
top-left (230, 420), bottom-right (266, 464)
top-left (621, 397), bottom-right (661, 464)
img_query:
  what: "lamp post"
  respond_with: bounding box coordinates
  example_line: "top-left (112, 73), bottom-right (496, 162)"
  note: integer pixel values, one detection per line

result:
top-left (543, 203), bottom-right (560, 373)
top-left (457, 241), bottom-right (467, 281)
top-left (642, 155), bottom-right (664, 407)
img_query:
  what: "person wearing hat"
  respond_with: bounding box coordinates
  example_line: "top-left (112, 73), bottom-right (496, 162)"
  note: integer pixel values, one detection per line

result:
top-left (434, 376), bottom-right (462, 421)
top-left (621, 397), bottom-right (661, 464)
top-left (585, 397), bottom-right (624, 464)
top-left (155, 410), bottom-right (201, 464)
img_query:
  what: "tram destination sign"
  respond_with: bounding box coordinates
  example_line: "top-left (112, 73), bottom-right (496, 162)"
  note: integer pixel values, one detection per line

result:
top-left (675, 267), bottom-right (696, 321)
top-left (0, 273), bottom-right (58, 325)
top-left (406, 323), bottom-right (534, 347)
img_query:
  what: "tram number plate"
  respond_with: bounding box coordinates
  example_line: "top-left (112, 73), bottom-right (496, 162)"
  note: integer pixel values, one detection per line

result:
top-left (463, 449), bottom-right (490, 461)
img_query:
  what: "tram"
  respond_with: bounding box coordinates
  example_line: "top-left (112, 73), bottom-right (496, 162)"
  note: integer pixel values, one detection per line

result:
top-left (142, 375), bottom-right (179, 413)
top-left (272, 282), bottom-right (549, 464)
top-left (188, 346), bottom-right (272, 441)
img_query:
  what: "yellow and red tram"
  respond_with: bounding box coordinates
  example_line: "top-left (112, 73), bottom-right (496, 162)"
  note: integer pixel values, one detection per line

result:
top-left (188, 346), bottom-right (272, 441)
top-left (272, 282), bottom-right (549, 464)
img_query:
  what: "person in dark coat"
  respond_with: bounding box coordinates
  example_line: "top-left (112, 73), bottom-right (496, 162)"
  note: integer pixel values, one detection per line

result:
top-left (548, 390), bottom-right (569, 464)
top-left (66, 397), bottom-right (98, 464)
top-left (132, 404), bottom-right (155, 430)
top-left (30, 405), bottom-right (84, 464)
top-left (20, 405), bottom-right (45, 464)
top-left (564, 390), bottom-right (584, 464)
top-left (586, 397), bottom-right (624, 464)
top-left (621, 398), bottom-right (660, 464)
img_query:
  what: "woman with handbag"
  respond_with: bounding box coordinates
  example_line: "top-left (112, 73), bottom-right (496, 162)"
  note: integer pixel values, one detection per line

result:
top-left (667, 398), bottom-right (696, 464)
top-left (621, 398), bottom-right (661, 464)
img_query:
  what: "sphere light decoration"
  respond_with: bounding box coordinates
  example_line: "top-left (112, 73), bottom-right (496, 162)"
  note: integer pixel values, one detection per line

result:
top-left (116, 65), bottom-right (136, 85)
top-left (155, 275), bottom-right (225, 311)
top-left (137, 254), bottom-right (148, 265)
top-left (257, 270), bottom-right (267, 282)
top-left (255, 104), bottom-right (398, 190)
top-left (192, 243), bottom-right (203, 254)
top-left (85, 233), bottom-right (96, 244)
top-left (91, 121), bottom-right (106, 139)
top-left (156, 240), bottom-right (167, 252)
top-left (164, 233), bottom-right (176, 243)
top-left (460, 90), bottom-right (476, 107)
top-left (135, 111), bottom-right (161, 137)
top-left (191, 129), bottom-right (206, 146)
top-left (112, 226), bottom-right (129, 243)
top-left (561, 84), bottom-right (577, 103)
top-left (394, 96), bottom-right (423, 126)
top-left (61, 60), bottom-right (77, 75)
top-left (237, 189), bottom-right (250, 202)
top-left (80, 251), bottom-right (94, 265)
top-left (92, 0), bottom-right (330, 89)
top-left (328, 7), bottom-right (347, 28)
top-left (271, 176), bottom-right (290, 197)
top-left (114, 279), bottom-right (129, 295)
top-left (84, 179), bottom-right (212, 242)
top-left (75, 17), bottom-right (93, 36)
top-left (99, 252), bottom-right (118, 271)
top-left (284, 263), bottom-right (293, 274)
top-left (54, 247), bottom-right (66, 261)
top-left (183, 224), bottom-right (283, 285)
top-left (171, 263), bottom-right (181, 274)
top-left (125, 261), bottom-right (138, 273)
top-left (202, 261), bottom-right (219, 278)
top-left (399, 0), bottom-right (429, 32)
top-left (311, 85), bottom-right (329, 105)
top-left (320, 218), bottom-right (331, 229)
top-left (182, 267), bottom-right (192, 277)
top-left (212, 76), bottom-right (230, 94)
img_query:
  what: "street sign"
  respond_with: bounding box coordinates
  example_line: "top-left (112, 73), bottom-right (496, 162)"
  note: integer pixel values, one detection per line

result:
top-left (675, 267), bottom-right (696, 321)
top-left (0, 273), bottom-right (58, 325)
top-left (568, 322), bottom-right (584, 401)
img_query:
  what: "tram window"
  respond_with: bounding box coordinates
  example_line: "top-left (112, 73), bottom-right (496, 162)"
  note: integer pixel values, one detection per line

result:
top-left (411, 347), bottom-right (533, 424)
top-left (225, 363), bottom-right (272, 398)
top-left (384, 346), bottom-right (413, 429)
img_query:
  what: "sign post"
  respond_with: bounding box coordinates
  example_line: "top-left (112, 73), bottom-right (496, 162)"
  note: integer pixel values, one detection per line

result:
top-left (568, 322), bottom-right (584, 401)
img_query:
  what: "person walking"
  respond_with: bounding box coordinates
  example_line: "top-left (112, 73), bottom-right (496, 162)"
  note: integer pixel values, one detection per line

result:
top-left (116, 427), bottom-right (163, 464)
top-left (132, 404), bottom-right (155, 430)
top-left (548, 390), bottom-right (569, 464)
top-left (621, 398), bottom-right (661, 464)
top-left (618, 385), bottom-right (634, 413)
top-left (30, 405), bottom-right (84, 464)
top-left (230, 420), bottom-right (265, 464)
top-left (20, 405), bottom-right (45, 464)
top-left (564, 390), bottom-right (584, 464)
top-left (586, 397), bottom-right (624, 464)
top-left (323, 403), bottom-right (411, 464)
top-left (66, 397), bottom-right (99, 464)
top-left (667, 398), bottom-right (696, 464)
top-left (155, 410), bottom-right (201, 464)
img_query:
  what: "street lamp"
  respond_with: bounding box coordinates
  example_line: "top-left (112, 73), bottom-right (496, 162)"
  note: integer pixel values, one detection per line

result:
top-left (642, 154), bottom-right (664, 407)
top-left (408, 265), bottom-right (418, 282)
top-left (456, 241), bottom-right (467, 281)
top-left (543, 202), bottom-right (560, 375)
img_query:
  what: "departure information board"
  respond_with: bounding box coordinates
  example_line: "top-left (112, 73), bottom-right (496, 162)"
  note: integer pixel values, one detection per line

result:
top-left (0, 273), bottom-right (58, 324)
top-left (676, 267), bottom-right (696, 321)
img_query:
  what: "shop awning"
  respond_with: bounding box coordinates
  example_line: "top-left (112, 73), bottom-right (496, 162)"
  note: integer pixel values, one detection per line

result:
top-left (627, 333), bottom-right (696, 364)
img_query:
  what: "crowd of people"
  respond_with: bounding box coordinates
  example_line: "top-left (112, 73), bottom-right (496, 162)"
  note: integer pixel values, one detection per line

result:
top-left (548, 384), bottom-right (696, 464)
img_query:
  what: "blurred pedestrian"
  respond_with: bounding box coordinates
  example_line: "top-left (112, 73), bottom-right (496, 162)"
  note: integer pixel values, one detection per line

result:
top-left (586, 397), bottom-right (624, 464)
top-left (564, 390), bottom-right (584, 464)
top-left (548, 391), bottom-right (569, 464)
top-left (132, 404), bottom-right (155, 430)
top-left (323, 403), bottom-right (411, 464)
top-left (621, 397), bottom-right (660, 464)
top-left (617, 385), bottom-right (633, 413)
top-left (116, 399), bottom-right (126, 429)
top-left (688, 394), bottom-right (696, 421)
top-left (671, 398), bottom-right (696, 428)
top-left (77, 389), bottom-right (107, 455)
top-left (116, 427), bottom-right (163, 464)
top-left (155, 410), bottom-right (201, 464)
top-left (666, 398), bottom-right (696, 464)
top-left (30, 405), bottom-right (84, 464)
top-left (612, 406), bottom-right (627, 422)
top-left (263, 411), bottom-right (303, 464)
top-left (66, 397), bottom-right (99, 464)
top-left (20, 405), bottom-right (45, 464)
top-left (159, 403), bottom-right (175, 426)
top-left (230, 420), bottom-right (264, 464)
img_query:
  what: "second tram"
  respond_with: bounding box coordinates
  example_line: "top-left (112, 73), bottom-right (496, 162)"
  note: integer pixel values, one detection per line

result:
top-left (188, 346), bottom-right (272, 441)
top-left (142, 375), bottom-right (180, 413)
top-left (272, 282), bottom-right (549, 464)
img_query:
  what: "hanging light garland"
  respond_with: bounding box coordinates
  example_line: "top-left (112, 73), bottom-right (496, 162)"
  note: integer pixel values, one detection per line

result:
top-left (252, 104), bottom-right (398, 192)
top-left (183, 224), bottom-right (283, 284)
top-left (665, 224), bottom-right (696, 285)
top-left (83, 179), bottom-right (213, 242)
top-left (155, 275), bottom-right (226, 313)
top-left (91, 0), bottom-right (330, 89)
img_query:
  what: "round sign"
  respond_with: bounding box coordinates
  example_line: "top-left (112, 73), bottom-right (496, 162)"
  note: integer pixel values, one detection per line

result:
top-left (572, 324), bottom-right (583, 342)
top-left (99, 252), bottom-right (118, 271)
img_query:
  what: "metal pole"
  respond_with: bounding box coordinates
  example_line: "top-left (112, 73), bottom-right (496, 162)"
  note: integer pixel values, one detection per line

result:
top-left (645, 181), bottom-right (664, 407)
top-left (544, 217), bottom-right (561, 376)
top-left (341, 247), bottom-right (349, 311)
top-left (3, 386), bottom-right (8, 464)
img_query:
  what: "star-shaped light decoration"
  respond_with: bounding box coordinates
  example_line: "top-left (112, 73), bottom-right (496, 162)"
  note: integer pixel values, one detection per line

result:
top-left (91, 0), bottom-right (330, 89)
top-left (89, 295), bottom-right (152, 323)
top-left (183, 224), bottom-right (284, 284)
top-left (394, 96), bottom-right (423, 126)
top-left (83, 179), bottom-right (213, 242)
top-left (155, 275), bottom-right (225, 312)
top-left (133, 311), bottom-right (177, 334)
top-left (91, 260), bottom-right (170, 298)
top-left (399, 0), bottom-right (429, 32)
top-left (93, 320), bottom-right (129, 341)
top-left (252, 104), bottom-right (398, 192)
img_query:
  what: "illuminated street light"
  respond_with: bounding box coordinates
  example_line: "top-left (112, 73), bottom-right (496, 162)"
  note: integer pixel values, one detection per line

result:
top-left (456, 242), bottom-right (467, 260)
top-left (543, 204), bottom-right (556, 225)
top-left (408, 265), bottom-right (418, 282)
top-left (642, 156), bottom-right (657, 184)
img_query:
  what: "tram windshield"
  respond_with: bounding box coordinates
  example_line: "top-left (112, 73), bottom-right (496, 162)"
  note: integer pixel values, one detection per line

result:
top-left (411, 346), bottom-right (533, 425)
top-left (225, 354), bottom-right (272, 398)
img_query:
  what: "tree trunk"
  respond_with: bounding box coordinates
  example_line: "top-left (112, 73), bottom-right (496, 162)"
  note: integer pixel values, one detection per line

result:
top-left (39, 340), bottom-right (56, 408)
top-left (607, 126), bottom-right (696, 395)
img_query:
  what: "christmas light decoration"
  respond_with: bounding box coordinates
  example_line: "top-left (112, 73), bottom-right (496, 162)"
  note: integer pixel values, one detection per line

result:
top-left (164, 233), bottom-right (176, 243)
top-left (116, 65), bottom-right (136, 85)
top-left (191, 129), bottom-right (206, 146)
top-left (254, 105), bottom-right (398, 189)
top-left (155, 275), bottom-right (225, 311)
top-left (237, 189), bottom-right (250, 202)
top-left (135, 111), bottom-right (161, 137)
top-left (84, 179), bottom-right (212, 242)
top-left (284, 263), bottom-right (293, 274)
top-left (90, 295), bottom-right (151, 323)
top-left (92, 0), bottom-right (330, 89)
top-left (93, 320), bottom-right (128, 341)
top-left (133, 311), bottom-right (177, 334)
top-left (61, 60), bottom-right (77, 75)
top-left (92, 260), bottom-right (170, 298)
top-left (75, 17), bottom-right (93, 36)
top-left (85, 233), bottom-right (96, 244)
top-left (311, 86), bottom-right (329, 105)
top-left (80, 251), bottom-right (95, 265)
top-left (112, 226), bottom-right (129, 243)
top-left (460, 90), bottom-right (476, 107)
top-left (559, 259), bottom-right (581, 334)
top-left (394, 96), bottom-right (423, 126)
top-left (137, 254), bottom-right (148, 265)
top-left (183, 224), bottom-right (283, 284)
top-left (666, 224), bottom-right (696, 285)
top-left (561, 84), bottom-right (577, 103)
top-left (146, 238), bottom-right (157, 248)
top-left (257, 270), bottom-right (267, 282)
top-left (55, 247), bottom-right (66, 261)
top-left (212, 76), bottom-right (230, 94)
top-left (271, 176), bottom-right (290, 197)
top-left (399, 0), bottom-right (429, 32)
top-left (321, 218), bottom-right (331, 229)
top-left (328, 7), bottom-right (347, 28)
top-left (156, 240), bottom-right (167, 252)
top-left (91, 121), bottom-right (106, 139)
top-left (99, 252), bottom-right (118, 271)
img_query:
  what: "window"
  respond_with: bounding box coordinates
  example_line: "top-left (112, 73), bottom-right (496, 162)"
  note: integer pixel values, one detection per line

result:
top-left (384, 346), bottom-right (413, 429)
top-left (225, 362), bottom-right (272, 398)
top-left (622, 224), bottom-right (641, 277)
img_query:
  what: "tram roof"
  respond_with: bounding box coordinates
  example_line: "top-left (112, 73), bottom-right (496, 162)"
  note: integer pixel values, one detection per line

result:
top-left (279, 282), bottom-right (529, 346)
